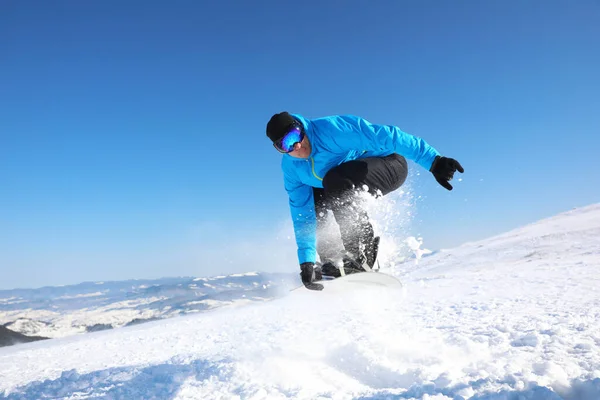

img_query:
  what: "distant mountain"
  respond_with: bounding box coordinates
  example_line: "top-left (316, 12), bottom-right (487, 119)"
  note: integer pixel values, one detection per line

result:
top-left (0, 325), bottom-right (48, 348)
top-left (0, 272), bottom-right (298, 345)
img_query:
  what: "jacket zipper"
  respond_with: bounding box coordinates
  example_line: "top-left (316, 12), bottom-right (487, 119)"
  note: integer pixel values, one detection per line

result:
top-left (310, 157), bottom-right (323, 181)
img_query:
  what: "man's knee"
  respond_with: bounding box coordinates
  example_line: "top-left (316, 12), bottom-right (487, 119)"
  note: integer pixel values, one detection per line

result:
top-left (384, 154), bottom-right (408, 193)
top-left (322, 154), bottom-right (407, 200)
top-left (322, 161), bottom-right (367, 197)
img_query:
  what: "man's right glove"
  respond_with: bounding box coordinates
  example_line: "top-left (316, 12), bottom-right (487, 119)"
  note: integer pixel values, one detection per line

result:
top-left (430, 156), bottom-right (464, 190)
top-left (300, 262), bottom-right (323, 291)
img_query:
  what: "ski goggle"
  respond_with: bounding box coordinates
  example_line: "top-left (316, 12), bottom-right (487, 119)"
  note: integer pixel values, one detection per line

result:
top-left (273, 126), bottom-right (305, 153)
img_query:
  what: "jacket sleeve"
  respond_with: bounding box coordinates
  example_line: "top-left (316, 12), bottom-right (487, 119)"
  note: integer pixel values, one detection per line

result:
top-left (282, 163), bottom-right (318, 265)
top-left (318, 115), bottom-right (441, 171)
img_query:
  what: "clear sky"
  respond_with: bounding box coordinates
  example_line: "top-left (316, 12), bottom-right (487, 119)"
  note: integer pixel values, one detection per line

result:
top-left (1, 1), bottom-right (599, 290)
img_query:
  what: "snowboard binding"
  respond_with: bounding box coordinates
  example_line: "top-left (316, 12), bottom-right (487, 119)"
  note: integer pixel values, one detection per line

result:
top-left (319, 236), bottom-right (380, 278)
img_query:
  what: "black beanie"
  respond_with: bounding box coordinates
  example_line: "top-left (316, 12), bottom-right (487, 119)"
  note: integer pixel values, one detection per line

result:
top-left (266, 111), bottom-right (299, 142)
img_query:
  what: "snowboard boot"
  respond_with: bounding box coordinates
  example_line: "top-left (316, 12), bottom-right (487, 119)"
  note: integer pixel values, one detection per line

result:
top-left (320, 261), bottom-right (341, 278)
top-left (348, 235), bottom-right (381, 272)
top-left (319, 257), bottom-right (365, 278)
top-left (363, 235), bottom-right (380, 270)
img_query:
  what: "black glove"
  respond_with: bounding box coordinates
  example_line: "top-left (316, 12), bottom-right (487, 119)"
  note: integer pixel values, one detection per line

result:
top-left (430, 156), bottom-right (464, 190)
top-left (300, 262), bottom-right (323, 291)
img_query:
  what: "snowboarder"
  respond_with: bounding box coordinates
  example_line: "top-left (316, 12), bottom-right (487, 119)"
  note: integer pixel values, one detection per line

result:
top-left (266, 112), bottom-right (464, 290)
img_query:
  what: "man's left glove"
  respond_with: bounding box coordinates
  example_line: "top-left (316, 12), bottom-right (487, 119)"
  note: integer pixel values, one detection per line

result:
top-left (430, 156), bottom-right (464, 190)
top-left (300, 262), bottom-right (323, 291)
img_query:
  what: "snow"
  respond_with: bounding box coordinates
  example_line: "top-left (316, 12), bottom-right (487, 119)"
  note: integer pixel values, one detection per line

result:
top-left (0, 298), bottom-right (21, 305)
top-left (0, 274), bottom-right (292, 339)
top-left (1, 204), bottom-right (599, 399)
top-left (2, 297), bottom-right (169, 338)
top-left (55, 291), bottom-right (107, 300)
top-left (230, 272), bottom-right (260, 278)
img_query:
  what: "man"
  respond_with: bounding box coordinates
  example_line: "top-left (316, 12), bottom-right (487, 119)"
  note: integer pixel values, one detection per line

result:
top-left (266, 112), bottom-right (464, 291)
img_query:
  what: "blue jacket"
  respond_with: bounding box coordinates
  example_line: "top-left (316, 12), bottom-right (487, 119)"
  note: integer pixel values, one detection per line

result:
top-left (281, 113), bottom-right (440, 265)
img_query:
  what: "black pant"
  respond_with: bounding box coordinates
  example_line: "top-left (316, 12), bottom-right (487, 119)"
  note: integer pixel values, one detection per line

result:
top-left (313, 153), bottom-right (408, 261)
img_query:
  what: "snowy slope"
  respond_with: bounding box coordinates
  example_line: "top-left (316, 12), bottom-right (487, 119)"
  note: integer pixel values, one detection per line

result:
top-left (0, 272), bottom-right (295, 339)
top-left (1, 204), bottom-right (599, 399)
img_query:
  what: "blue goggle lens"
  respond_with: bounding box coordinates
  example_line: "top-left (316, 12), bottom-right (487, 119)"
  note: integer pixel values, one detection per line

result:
top-left (275, 127), bottom-right (304, 153)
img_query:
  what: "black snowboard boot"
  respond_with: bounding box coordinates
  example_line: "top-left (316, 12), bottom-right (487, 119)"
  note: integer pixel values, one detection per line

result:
top-left (320, 261), bottom-right (341, 278)
top-left (362, 235), bottom-right (380, 270)
top-left (320, 257), bottom-right (366, 278)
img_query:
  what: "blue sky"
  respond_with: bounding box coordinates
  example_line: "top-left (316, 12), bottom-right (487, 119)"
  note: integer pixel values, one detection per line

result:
top-left (1, 1), bottom-right (598, 289)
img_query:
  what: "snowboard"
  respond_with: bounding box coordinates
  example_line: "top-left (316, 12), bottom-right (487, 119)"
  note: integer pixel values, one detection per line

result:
top-left (292, 271), bottom-right (402, 293)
